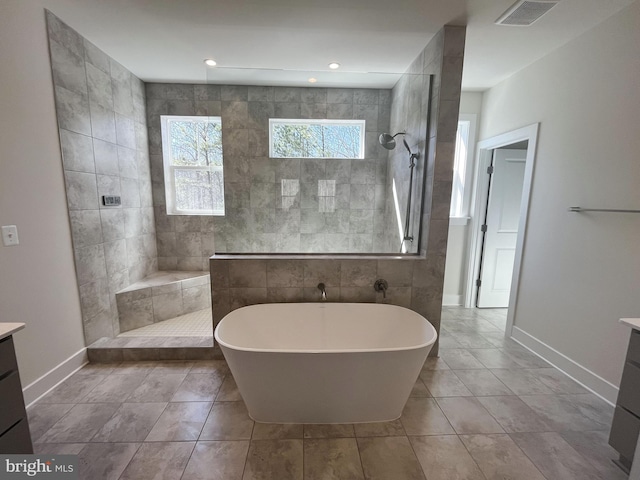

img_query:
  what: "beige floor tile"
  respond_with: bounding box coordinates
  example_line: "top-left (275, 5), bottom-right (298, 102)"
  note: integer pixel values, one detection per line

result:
top-left (216, 375), bottom-right (243, 401)
top-left (120, 442), bottom-right (195, 480)
top-left (125, 373), bottom-right (187, 403)
top-left (436, 397), bottom-right (505, 434)
top-left (243, 439), bottom-right (303, 480)
top-left (526, 368), bottom-right (588, 394)
top-left (410, 378), bottom-right (430, 397)
top-left (172, 373), bottom-right (223, 402)
top-left (560, 430), bottom-right (628, 480)
top-left (146, 402), bottom-right (212, 441)
top-left (303, 424), bottom-right (355, 438)
top-left (33, 443), bottom-right (86, 455)
top-left (200, 401), bottom-right (254, 440)
top-left (304, 438), bottom-right (364, 480)
top-left (422, 357), bottom-right (450, 370)
top-left (152, 360), bottom-right (195, 374)
top-left (511, 432), bottom-right (603, 480)
top-left (467, 348), bottom-right (522, 369)
top-left (182, 441), bottom-right (249, 480)
top-left (357, 436), bottom-right (425, 480)
top-left (419, 370), bottom-right (473, 397)
top-left (410, 435), bottom-right (485, 480)
top-left (27, 403), bottom-right (74, 442)
top-left (439, 349), bottom-right (486, 369)
top-left (400, 397), bottom-right (454, 435)
top-left (460, 434), bottom-right (546, 480)
top-left (519, 394), bottom-right (611, 431)
top-left (38, 374), bottom-right (106, 404)
top-left (82, 373), bottom-right (147, 403)
top-left (91, 402), bottom-right (166, 442)
top-left (453, 369), bottom-right (514, 396)
top-left (476, 396), bottom-right (555, 432)
top-left (251, 423), bottom-right (303, 440)
top-left (354, 419), bottom-right (405, 437)
top-left (489, 369), bottom-right (554, 395)
top-left (78, 442), bottom-right (141, 480)
top-left (37, 403), bottom-right (120, 443)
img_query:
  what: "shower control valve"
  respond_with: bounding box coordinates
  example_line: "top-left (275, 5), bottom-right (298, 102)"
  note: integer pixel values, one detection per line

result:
top-left (374, 279), bottom-right (389, 299)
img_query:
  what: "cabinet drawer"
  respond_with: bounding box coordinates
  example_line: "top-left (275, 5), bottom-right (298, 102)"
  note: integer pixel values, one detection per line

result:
top-left (0, 336), bottom-right (18, 377)
top-left (0, 419), bottom-right (33, 454)
top-left (0, 371), bottom-right (27, 435)
top-left (619, 361), bottom-right (640, 416)
top-left (610, 406), bottom-right (640, 460)
top-left (628, 331), bottom-right (640, 365)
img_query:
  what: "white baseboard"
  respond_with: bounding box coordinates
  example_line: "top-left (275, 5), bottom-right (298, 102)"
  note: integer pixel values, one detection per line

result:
top-left (23, 348), bottom-right (88, 407)
top-left (443, 294), bottom-right (463, 306)
top-left (511, 326), bottom-right (618, 405)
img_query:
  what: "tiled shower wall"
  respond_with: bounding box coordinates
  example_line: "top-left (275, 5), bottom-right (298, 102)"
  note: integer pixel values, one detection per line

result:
top-left (211, 26), bottom-right (466, 356)
top-left (145, 84), bottom-right (393, 268)
top-left (46, 12), bottom-right (156, 344)
top-left (382, 68), bottom-right (431, 254)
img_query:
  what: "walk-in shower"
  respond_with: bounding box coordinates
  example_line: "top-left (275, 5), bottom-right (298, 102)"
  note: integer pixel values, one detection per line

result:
top-left (379, 132), bottom-right (420, 252)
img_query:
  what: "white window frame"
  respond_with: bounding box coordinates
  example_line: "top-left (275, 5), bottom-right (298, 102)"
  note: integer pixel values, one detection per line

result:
top-left (268, 118), bottom-right (366, 159)
top-left (160, 115), bottom-right (224, 216)
top-left (449, 114), bottom-right (477, 226)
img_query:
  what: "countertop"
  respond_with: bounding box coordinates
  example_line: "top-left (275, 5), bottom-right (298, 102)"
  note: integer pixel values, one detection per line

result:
top-left (620, 318), bottom-right (640, 330)
top-left (0, 323), bottom-right (25, 341)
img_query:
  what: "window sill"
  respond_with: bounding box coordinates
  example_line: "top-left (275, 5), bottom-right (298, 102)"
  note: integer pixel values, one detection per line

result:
top-left (449, 216), bottom-right (470, 226)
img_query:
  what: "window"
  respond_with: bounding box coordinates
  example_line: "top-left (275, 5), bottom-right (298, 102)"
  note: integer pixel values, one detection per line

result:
top-left (269, 119), bottom-right (365, 159)
top-left (450, 115), bottom-right (477, 222)
top-left (161, 115), bottom-right (224, 215)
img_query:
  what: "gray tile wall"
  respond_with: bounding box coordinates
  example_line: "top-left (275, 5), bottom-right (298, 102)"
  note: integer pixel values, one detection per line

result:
top-left (382, 67), bottom-right (431, 254)
top-left (145, 84), bottom-right (392, 266)
top-left (46, 12), bottom-right (157, 345)
top-left (210, 26), bottom-right (466, 356)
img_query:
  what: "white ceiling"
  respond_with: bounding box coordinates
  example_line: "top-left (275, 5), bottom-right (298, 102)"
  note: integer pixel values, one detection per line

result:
top-left (40, 0), bottom-right (636, 90)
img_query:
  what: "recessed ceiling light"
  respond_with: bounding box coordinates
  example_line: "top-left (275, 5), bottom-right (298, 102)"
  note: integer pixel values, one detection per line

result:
top-left (204, 59), bottom-right (217, 67)
top-left (308, 77), bottom-right (318, 83)
top-left (328, 62), bottom-right (340, 70)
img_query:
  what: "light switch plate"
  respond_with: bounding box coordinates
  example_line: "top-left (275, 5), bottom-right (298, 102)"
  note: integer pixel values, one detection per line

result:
top-left (2, 225), bottom-right (19, 246)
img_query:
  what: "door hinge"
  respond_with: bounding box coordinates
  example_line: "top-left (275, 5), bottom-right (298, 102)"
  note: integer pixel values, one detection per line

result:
top-left (481, 224), bottom-right (488, 233)
top-left (487, 165), bottom-right (494, 175)
top-left (476, 279), bottom-right (482, 287)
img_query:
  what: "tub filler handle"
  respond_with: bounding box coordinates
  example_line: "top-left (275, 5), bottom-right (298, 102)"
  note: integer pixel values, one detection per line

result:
top-left (374, 279), bottom-right (388, 299)
top-left (317, 283), bottom-right (327, 301)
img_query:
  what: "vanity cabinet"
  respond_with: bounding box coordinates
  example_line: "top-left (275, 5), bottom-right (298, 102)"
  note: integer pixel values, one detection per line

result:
top-left (0, 332), bottom-right (33, 454)
top-left (610, 328), bottom-right (640, 470)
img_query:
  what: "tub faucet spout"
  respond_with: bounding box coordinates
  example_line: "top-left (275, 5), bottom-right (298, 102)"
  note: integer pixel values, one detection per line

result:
top-left (317, 283), bottom-right (327, 301)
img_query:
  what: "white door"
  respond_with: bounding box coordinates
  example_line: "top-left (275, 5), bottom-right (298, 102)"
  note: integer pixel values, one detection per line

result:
top-left (477, 149), bottom-right (527, 308)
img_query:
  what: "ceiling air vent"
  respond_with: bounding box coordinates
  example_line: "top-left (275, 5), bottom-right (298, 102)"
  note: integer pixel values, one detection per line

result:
top-left (496, 0), bottom-right (559, 26)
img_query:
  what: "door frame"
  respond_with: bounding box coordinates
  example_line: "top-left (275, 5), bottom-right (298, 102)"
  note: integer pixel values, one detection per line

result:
top-left (464, 123), bottom-right (539, 337)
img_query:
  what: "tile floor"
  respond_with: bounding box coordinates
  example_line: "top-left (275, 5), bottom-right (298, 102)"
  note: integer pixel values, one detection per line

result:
top-left (27, 307), bottom-right (625, 479)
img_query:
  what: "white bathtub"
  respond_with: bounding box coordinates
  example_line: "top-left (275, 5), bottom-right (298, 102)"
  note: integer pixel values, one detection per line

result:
top-left (214, 302), bottom-right (437, 424)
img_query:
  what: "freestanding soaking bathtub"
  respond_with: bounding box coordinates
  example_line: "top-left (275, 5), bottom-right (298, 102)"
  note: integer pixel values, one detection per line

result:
top-left (214, 302), bottom-right (437, 424)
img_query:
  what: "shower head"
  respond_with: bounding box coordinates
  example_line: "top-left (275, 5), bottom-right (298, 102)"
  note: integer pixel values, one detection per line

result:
top-left (378, 132), bottom-right (405, 150)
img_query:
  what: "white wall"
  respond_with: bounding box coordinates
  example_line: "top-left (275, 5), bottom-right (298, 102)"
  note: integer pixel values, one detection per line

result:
top-left (443, 91), bottom-right (483, 305)
top-left (480, 0), bottom-right (640, 396)
top-left (0, 1), bottom-right (86, 389)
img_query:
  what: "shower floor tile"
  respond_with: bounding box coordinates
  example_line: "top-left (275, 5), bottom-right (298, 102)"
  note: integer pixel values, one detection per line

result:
top-left (118, 308), bottom-right (213, 337)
